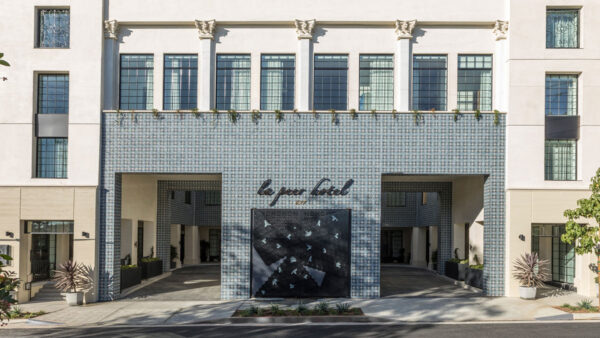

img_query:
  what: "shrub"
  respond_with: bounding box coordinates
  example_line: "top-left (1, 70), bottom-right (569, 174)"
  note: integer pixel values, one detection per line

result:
top-left (297, 304), bottom-right (308, 315)
top-left (315, 302), bottom-right (330, 315)
top-left (577, 299), bottom-right (594, 311)
top-left (121, 264), bottom-right (138, 270)
top-left (335, 303), bottom-right (351, 314)
top-left (512, 253), bottom-right (550, 288)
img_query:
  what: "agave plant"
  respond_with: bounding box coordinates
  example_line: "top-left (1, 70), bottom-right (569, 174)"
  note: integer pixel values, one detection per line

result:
top-left (512, 253), bottom-right (550, 288)
top-left (53, 261), bottom-right (93, 293)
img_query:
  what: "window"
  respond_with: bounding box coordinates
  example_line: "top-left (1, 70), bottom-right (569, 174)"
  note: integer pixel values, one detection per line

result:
top-left (36, 138), bottom-right (68, 178)
top-left (545, 75), bottom-right (578, 116)
top-left (413, 55), bottom-right (447, 111)
top-left (359, 55), bottom-right (394, 111)
top-left (26, 221), bottom-right (74, 234)
top-left (0, 245), bottom-right (11, 266)
top-left (37, 9), bottom-right (70, 48)
top-left (205, 191), bottom-right (221, 206)
top-left (314, 54), bottom-right (348, 110)
top-left (163, 55), bottom-right (198, 110)
top-left (216, 54), bottom-right (251, 110)
top-left (545, 139), bottom-right (576, 181)
top-left (552, 225), bottom-right (575, 284)
top-left (260, 55), bottom-right (295, 110)
top-left (119, 55), bottom-right (154, 110)
top-left (38, 74), bottom-right (69, 114)
top-left (386, 192), bottom-right (406, 207)
top-left (184, 191), bottom-right (192, 204)
top-left (531, 225), bottom-right (540, 254)
top-left (547, 9), bottom-right (579, 48)
top-left (457, 55), bottom-right (492, 111)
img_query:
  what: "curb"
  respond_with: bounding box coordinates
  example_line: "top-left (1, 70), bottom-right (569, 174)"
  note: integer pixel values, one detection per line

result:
top-left (202, 316), bottom-right (389, 324)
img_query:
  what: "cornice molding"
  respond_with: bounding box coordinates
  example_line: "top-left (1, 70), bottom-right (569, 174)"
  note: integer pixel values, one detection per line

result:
top-left (394, 20), bottom-right (416, 40)
top-left (195, 19), bottom-right (216, 40)
top-left (295, 19), bottom-right (316, 39)
top-left (493, 20), bottom-right (509, 41)
top-left (104, 20), bottom-right (119, 40)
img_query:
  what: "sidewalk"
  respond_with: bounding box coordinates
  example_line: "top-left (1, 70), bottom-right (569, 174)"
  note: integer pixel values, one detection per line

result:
top-left (4, 289), bottom-right (598, 328)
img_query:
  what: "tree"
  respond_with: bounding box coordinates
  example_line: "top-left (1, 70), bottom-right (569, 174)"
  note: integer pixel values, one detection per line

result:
top-left (0, 254), bottom-right (19, 326)
top-left (562, 167), bottom-right (600, 308)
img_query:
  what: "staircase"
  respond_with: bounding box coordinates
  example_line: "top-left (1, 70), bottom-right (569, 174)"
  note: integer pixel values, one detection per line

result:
top-left (31, 282), bottom-right (64, 302)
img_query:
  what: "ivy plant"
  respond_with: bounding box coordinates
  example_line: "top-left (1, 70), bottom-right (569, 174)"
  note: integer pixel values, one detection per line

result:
top-left (561, 168), bottom-right (600, 309)
top-left (251, 109), bottom-right (261, 123)
top-left (330, 109), bottom-right (337, 124)
top-left (275, 109), bottom-right (283, 122)
top-left (493, 109), bottom-right (500, 126)
top-left (211, 108), bottom-right (219, 120)
top-left (452, 109), bottom-right (461, 122)
top-left (392, 109), bottom-right (397, 119)
top-left (412, 110), bottom-right (422, 125)
top-left (228, 110), bottom-right (239, 123)
top-left (475, 109), bottom-right (482, 121)
top-left (349, 108), bottom-right (357, 120)
top-left (152, 108), bottom-right (159, 119)
top-left (191, 108), bottom-right (200, 118)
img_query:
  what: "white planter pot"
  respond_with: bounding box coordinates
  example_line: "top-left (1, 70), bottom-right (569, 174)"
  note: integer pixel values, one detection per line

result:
top-left (65, 292), bottom-right (83, 306)
top-left (519, 286), bottom-right (537, 300)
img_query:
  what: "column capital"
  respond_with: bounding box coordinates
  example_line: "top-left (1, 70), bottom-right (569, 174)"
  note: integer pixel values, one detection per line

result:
top-left (195, 19), bottom-right (216, 40)
top-left (493, 20), bottom-right (509, 41)
top-left (294, 19), bottom-right (316, 39)
top-left (394, 20), bottom-right (416, 40)
top-left (104, 20), bottom-right (119, 40)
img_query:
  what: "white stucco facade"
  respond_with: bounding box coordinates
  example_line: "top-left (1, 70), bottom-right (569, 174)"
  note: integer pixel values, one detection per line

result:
top-left (0, 0), bottom-right (599, 301)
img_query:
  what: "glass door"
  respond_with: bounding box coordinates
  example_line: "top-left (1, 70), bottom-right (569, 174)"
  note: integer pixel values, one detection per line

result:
top-left (31, 234), bottom-right (56, 281)
top-left (552, 225), bottom-right (575, 284)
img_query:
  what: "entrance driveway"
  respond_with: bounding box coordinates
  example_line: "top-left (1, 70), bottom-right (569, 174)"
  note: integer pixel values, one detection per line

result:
top-left (380, 265), bottom-right (482, 298)
top-left (124, 264), bottom-right (221, 301)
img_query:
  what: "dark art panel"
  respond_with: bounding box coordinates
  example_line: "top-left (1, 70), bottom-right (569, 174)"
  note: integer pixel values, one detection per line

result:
top-left (251, 209), bottom-right (351, 298)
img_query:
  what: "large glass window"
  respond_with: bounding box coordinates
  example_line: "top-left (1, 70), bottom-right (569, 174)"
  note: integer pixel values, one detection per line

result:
top-left (545, 75), bottom-right (578, 116)
top-left (261, 55), bottom-right (295, 110)
top-left (37, 9), bottom-right (70, 48)
top-left (119, 55), bottom-right (154, 110)
top-left (314, 54), bottom-right (348, 111)
top-left (26, 221), bottom-right (74, 234)
top-left (412, 55), bottom-right (447, 111)
top-left (359, 55), bottom-right (394, 111)
top-left (163, 55), bottom-right (198, 110)
top-left (552, 225), bottom-right (575, 284)
top-left (36, 138), bottom-right (68, 178)
top-left (546, 9), bottom-right (579, 48)
top-left (457, 55), bottom-right (492, 111)
top-left (216, 54), bottom-right (251, 110)
top-left (38, 74), bottom-right (69, 114)
top-left (545, 139), bottom-right (576, 181)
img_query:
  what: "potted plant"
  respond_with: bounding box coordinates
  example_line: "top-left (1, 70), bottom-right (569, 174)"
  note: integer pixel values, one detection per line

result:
top-left (170, 245), bottom-right (178, 269)
top-left (465, 264), bottom-right (484, 289)
top-left (445, 258), bottom-right (460, 280)
top-left (512, 253), bottom-right (550, 300)
top-left (120, 264), bottom-right (141, 291)
top-left (140, 257), bottom-right (163, 279)
top-left (53, 261), bottom-right (93, 306)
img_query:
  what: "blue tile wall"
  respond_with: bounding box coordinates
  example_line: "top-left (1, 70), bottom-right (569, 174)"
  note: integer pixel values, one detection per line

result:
top-left (99, 112), bottom-right (505, 300)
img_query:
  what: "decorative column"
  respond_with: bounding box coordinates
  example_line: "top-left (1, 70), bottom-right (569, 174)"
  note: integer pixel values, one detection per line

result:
top-left (295, 19), bottom-right (315, 111)
top-left (493, 20), bottom-right (509, 112)
top-left (195, 20), bottom-right (216, 111)
top-left (103, 20), bottom-right (119, 110)
top-left (394, 20), bottom-right (416, 112)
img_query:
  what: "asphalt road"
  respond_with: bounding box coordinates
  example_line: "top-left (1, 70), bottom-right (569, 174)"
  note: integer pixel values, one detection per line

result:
top-left (2, 322), bottom-right (600, 338)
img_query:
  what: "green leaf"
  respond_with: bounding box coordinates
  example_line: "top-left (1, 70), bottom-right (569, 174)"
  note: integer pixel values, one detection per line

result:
top-left (0, 60), bottom-right (9, 66)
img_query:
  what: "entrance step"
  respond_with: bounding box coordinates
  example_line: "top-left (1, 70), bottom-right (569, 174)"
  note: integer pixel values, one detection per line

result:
top-left (31, 282), bottom-right (64, 302)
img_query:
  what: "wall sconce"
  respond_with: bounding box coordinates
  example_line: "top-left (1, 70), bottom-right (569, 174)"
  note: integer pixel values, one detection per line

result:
top-left (518, 234), bottom-right (525, 241)
top-left (82, 232), bottom-right (90, 238)
top-left (5, 231), bottom-right (14, 238)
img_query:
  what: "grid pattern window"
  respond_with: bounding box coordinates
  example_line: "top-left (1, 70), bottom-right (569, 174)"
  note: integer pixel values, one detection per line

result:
top-left (119, 55), bottom-right (154, 110)
top-left (36, 138), bottom-right (67, 178)
top-left (545, 140), bottom-right (576, 181)
top-left (545, 75), bottom-right (578, 116)
top-left (552, 225), bottom-right (575, 284)
top-left (531, 225), bottom-right (540, 254)
top-left (209, 229), bottom-right (221, 258)
top-left (38, 74), bottom-right (69, 114)
top-left (260, 55), bottom-right (295, 111)
top-left (413, 55), bottom-right (447, 111)
top-left (26, 221), bottom-right (74, 234)
top-left (37, 9), bottom-right (70, 48)
top-left (547, 9), bottom-right (579, 48)
top-left (163, 55), bottom-right (198, 110)
top-left (359, 55), bottom-right (394, 111)
top-left (0, 246), bottom-right (11, 266)
top-left (457, 55), bottom-right (492, 111)
top-left (314, 55), bottom-right (348, 111)
top-left (184, 191), bottom-right (192, 205)
top-left (205, 191), bottom-right (221, 206)
top-left (386, 192), bottom-right (406, 207)
top-left (216, 55), bottom-right (251, 110)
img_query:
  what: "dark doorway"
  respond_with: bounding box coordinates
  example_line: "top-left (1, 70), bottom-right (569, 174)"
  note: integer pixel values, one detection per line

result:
top-left (180, 225), bottom-right (185, 264)
top-left (381, 229), bottom-right (404, 263)
top-left (31, 234), bottom-right (56, 282)
top-left (137, 221), bottom-right (144, 264)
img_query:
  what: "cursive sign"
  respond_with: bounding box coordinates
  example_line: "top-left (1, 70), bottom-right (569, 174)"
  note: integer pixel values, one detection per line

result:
top-left (257, 178), bottom-right (354, 206)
